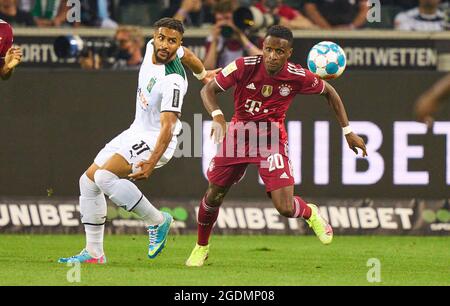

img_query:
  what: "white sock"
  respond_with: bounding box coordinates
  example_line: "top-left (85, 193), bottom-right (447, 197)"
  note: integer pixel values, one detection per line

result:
top-left (94, 169), bottom-right (164, 227)
top-left (133, 196), bottom-right (164, 227)
top-left (85, 224), bottom-right (104, 258)
top-left (79, 173), bottom-right (107, 257)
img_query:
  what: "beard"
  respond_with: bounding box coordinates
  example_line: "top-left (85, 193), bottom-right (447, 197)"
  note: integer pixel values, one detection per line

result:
top-left (154, 49), bottom-right (175, 64)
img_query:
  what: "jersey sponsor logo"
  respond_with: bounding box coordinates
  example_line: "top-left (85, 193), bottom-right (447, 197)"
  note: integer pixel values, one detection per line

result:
top-left (279, 84), bottom-right (292, 97)
top-left (261, 85), bottom-right (273, 97)
top-left (172, 88), bottom-right (180, 108)
top-left (146, 77), bottom-right (157, 94)
top-left (221, 61), bottom-right (238, 77)
top-left (246, 83), bottom-right (256, 90)
top-left (244, 99), bottom-right (263, 115)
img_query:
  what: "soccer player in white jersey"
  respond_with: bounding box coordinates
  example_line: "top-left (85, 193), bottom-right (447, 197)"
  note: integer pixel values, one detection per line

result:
top-left (59, 18), bottom-right (220, 264)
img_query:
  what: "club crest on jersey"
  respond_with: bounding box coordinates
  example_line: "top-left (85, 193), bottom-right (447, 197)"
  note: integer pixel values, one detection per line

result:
top-left (261, 85), bottom-right (273, 97)
top-left (279, 84), bottom-right (292, 97)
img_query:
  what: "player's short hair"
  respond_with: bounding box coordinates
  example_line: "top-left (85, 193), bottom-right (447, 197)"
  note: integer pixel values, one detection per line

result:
top-left (265, 25), bottom-right (294, 46)
top-left (154, 18), bottom-right (185, 35)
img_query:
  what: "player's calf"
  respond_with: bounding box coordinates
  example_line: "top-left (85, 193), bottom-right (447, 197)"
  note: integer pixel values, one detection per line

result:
top-left (273, 202), bottom-right (295, 218)
top-left (270, 188), bottom-right (312, 219)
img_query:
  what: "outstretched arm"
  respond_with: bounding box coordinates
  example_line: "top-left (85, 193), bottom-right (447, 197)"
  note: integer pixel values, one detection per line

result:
top-left (322, 81), bottom-right (367, 156)
top-left (181, 46), bottom-right (221, 84)
top-left (201, 80), bottom-right (227, 144)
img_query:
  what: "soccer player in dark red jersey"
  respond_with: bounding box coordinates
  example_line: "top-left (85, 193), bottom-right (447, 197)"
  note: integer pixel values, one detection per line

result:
top-left (0, 19), bottom-right (22, 80)
top-left (186, 25), bottom-right (367, 266)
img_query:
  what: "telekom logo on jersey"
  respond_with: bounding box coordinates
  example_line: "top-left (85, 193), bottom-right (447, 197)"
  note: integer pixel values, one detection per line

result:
top-left (172, 115), bottom-right (450, 186)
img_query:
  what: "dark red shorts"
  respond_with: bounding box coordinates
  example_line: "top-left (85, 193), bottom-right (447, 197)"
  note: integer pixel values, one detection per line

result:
top-left (207, 152), bottom-right (295, 193)
top-left (207, 122), bottom-right (295, 192)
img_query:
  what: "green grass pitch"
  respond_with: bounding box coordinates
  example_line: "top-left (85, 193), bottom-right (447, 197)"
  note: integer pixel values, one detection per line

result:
top-left (0, 235), bottom-right (448, 286)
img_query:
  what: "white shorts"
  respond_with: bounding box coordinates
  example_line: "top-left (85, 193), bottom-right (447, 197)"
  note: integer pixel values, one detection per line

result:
top-left (94, 129), bottom-right (176, 172)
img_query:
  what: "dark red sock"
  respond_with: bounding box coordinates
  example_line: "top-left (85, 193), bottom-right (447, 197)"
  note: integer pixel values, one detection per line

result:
top-left (197, 196), bottom-right (220, 246)
top-left (293, 196), bottom-right (312, 219)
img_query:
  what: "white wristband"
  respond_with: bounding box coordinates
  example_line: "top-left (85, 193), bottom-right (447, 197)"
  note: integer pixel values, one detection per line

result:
top-left (193, 68), bottom-right (207, 80)
top-left (211, 109), bottom-right (223, 118)
top-left (343, 126), bottom-right (353, 135)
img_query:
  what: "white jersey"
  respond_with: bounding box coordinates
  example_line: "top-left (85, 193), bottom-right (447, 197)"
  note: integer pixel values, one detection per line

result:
top-left (394, 8), bottom-right (445, 32)
top-left (129, 40), bottom-right (188, 140)
top-left (93, 41), bottom-right (188, 170)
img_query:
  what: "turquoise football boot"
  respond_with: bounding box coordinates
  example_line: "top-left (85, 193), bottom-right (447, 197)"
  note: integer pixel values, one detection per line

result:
top-left (147, 212), bottom-right (173, 259)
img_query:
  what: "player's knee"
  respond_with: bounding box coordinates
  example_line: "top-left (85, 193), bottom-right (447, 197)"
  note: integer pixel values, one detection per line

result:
top-left (79, 173), bottom-right (88, 190)
top-left (94, 169), bottom-right (118, 195)
top-left (205, 184), bottom-right (228, 206)
top-left (85, 168), bottom-right (96, 182)
top-left (79, 172), bottom-right (101, 196)
top-left (205, 189), bottom-right (227, 207)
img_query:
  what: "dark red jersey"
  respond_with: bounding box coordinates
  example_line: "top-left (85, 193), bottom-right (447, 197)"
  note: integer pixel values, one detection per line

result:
top-left (214, 55), bottom-right (324, 143)
top-left (0, 19), bottom-right (13, 67)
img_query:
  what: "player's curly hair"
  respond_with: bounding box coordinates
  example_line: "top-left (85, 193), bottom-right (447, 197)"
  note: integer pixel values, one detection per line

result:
top-left (265, 25), bottom-right (293, 46)
top-left (154, 18), bottom-right (185, 34)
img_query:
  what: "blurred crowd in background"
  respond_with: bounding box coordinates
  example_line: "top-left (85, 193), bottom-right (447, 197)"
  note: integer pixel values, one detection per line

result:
top-left (3, 0), bottom-right (447, 70)
top-left (0, 0), bottom-right (448, 31)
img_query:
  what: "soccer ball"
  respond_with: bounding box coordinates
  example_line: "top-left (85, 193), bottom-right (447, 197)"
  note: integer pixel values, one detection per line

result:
top-left (307, 41), bottom-right (346, 80)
